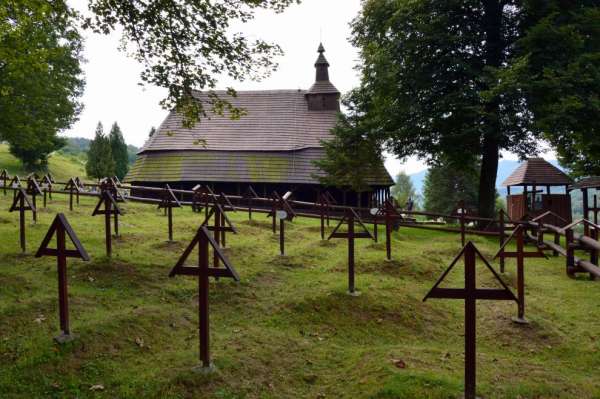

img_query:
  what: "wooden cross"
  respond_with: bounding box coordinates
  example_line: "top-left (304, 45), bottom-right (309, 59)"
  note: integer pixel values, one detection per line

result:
top-left (157, 184), bottom-right (181, 242)
top-left (0, 169), bottom-right (8, 195)
top-left (243, 186), bottom-right (259, 220)
top-left (316, 192), bottom-right (333, 240)
top-left (268, 191), bottom-right (295, 234)
top-left (423, 241), bottom-right (517, 399)
top-left (92, 187), bottom-right (123, 257)
top-left (9, 175), bottom-right (22, 201)
top-left (26, 176), bottom-right (43, 223)
top-left (454, 201), bottom-right (468, 246)
top-left (192, 185), bottom-right (211, 216)
top-left (494, 225), bottom-right (545, 323)
top-left (376, 199), bottom-right (402, 261)
top-left (64, 178), bottom-right (81, 211)
top-left (9, 188), bottom-right (36, 253)
top-left (41, 174), bottom-right (53, 206)
top-left (328, 208), bottom-right (374, 295)
top-left (35, 213), bottom-right (90, 343)
top-left (169, 226), bottom-right (240, 370)
top-left (201, 203), bottom-right (237, 266)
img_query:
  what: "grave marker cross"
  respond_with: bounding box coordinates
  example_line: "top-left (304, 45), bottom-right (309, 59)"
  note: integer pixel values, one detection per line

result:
top-left (169, 226), bottom-right (240, 370)
top-left (35, 214), bottom-right (90, 343)
top-left (157, 184), bottom-right (182, 241)
top-left (328, 208), bottom-right (374, 295)
top-left (92, 187), bottom-right (123, 256)
top-left (423, 242), bottom-right (517, 399)
top-left (494, 225), bottom-right (545, 323)
top-left (9, 188), bottom-right (36, 252)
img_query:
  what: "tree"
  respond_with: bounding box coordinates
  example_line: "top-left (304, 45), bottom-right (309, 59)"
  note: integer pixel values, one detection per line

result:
top-left (321, 0), bottom-right (563, 219)
top-left (0, 0), bottom-right (84, 169)
top-left (86, 122), bottom-right (115, 179)
top-left (495, 1), bottom-right (600, 177)
top-left (391, 171), bottom-right (418, 208)
top-left (82, 0), bottom-right (298, 127)
top-left (422, 161), bottom-right (480, 217)
top-left (108, 122), bottom-right (129, 180)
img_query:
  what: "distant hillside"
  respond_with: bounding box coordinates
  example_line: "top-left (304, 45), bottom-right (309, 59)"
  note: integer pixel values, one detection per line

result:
top-left (408, 159), bottom-right (563, 196)
top-left (58, 137), bottom-right (140, 165)
top-left (0, 143), bottom-right (85, 181)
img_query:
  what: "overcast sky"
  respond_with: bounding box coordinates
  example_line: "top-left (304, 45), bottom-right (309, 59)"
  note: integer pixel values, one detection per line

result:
top-left (65, 0), bottom-right (552, 177)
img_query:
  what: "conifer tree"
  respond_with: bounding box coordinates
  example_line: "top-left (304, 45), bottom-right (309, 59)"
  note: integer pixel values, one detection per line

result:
top-left (86, 122), bottom-right (115, 179)
top-left (108, 122), bottom-right (129, 180)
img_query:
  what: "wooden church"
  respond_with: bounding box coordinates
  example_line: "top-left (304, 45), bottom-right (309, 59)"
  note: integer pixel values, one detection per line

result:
top-left (125, 44), bottom-right (393, 206)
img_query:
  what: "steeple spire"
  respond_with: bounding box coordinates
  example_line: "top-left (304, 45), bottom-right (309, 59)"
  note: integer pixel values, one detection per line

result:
top-left (306, 43), bottom-right (340, 111)
top-left (315, 43), bottom-right (330, 81)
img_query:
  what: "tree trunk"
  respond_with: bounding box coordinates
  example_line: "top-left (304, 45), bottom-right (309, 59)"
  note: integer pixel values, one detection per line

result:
top-left (479, 136), bottom-right (499, 219)
top-left (479, 0), bottom-right (503, 220)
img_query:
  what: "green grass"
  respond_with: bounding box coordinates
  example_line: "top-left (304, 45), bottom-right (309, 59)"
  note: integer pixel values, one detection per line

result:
top-left (0, 193), bottom-right (599, 398)
top-left (0, 144), bottom-right (86, 181)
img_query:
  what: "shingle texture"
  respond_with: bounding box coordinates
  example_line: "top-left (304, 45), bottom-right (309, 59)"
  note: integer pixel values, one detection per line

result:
top-left (141, 90), bottom-right (338, 152)
top-left (502, 158), bottom-right (573, 187)
top-left (126, 89), bottom-right (393, 186)
top-left (572, 176), bottom-right (600, 189)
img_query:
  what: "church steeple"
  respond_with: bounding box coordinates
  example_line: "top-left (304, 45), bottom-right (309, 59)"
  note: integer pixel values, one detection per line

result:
top-left (306, 43), bottom-right (340, 111)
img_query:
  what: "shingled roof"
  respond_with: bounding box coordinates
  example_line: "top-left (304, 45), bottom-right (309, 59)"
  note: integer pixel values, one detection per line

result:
top-left (140, 90), bottom-right (338, 153)
top-left (572, 176), bottom-right (600, 189)
top-left (126, 148), bottom-right (393, 186)
top-left (502, 158), bottom-right (573, 187)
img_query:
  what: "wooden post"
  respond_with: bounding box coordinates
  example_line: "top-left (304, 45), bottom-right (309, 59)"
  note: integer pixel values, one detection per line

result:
top-left (69, 188), bottom-right (74, 211)
top-left (19, 197), bottom-right (26, 252)
top-left (514, 227), bottom-right (528, 323)
top-left (566, 228), bottom-right (575, 277)
top-left (463, 244), bottom-right (476, 399)
top-left (214, 205), bottom-right (221, 268)
top-left (198, 233), bottom-right (210, 367)
top-left (168, 206), bottom-right (173, 241)
top-left (280, 217), bottom-right (285, 256)
top-left (385, 210), bottom-right (392, 261)
top-left (499, 210), bottom-right (506, 273)
top-left (348, 212), bottom-right (355, 294)
top-left (105, 194), bottom-right (112, 257)
top-left (56, 225), bottom-right (69, 336)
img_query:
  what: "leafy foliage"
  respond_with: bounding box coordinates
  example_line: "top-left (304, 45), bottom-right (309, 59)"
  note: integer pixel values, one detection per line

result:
top-left (423, 160), bottom-right (480, 216)
top-left (82, 0), bottom-right (298, 127)
top-left (0, 0), bottom-right (84, 169)
top-left (85, 122), bottom-right (115, 179)
top-left (496, 1), bottom-right (600, 177)
top-left (108, 122), bottom-right (129, 180)
top-left (391, 171), bottom-right (418, 208)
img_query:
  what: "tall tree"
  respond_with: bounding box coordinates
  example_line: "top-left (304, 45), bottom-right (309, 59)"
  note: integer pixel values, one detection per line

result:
top-left (423, 161), bottom-right (480, 217)
top-left (0, 0), bottom-right (84, 169)
top-left (86, 122), bottom-right (115, 179)
top-left (391, 171), bottom-right (418, 208)
top-left (108, 122), bottom-right (129, 180)
top-left (496, 1), bottom-right (600, 177)
top-left (82, 0), bottom-right (298, 127)
top-left (320, 0), bottom-right (544, 219)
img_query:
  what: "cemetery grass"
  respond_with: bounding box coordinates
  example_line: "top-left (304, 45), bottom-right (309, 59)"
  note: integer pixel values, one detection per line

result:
top-left (0, 194), bottom-right (599, 399)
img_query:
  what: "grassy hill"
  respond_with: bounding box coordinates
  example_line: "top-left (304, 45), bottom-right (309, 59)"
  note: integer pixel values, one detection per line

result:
top-left (0, 194), bottom-right (599, 398)
top-left (0, 143), bottom-right (86, 181)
